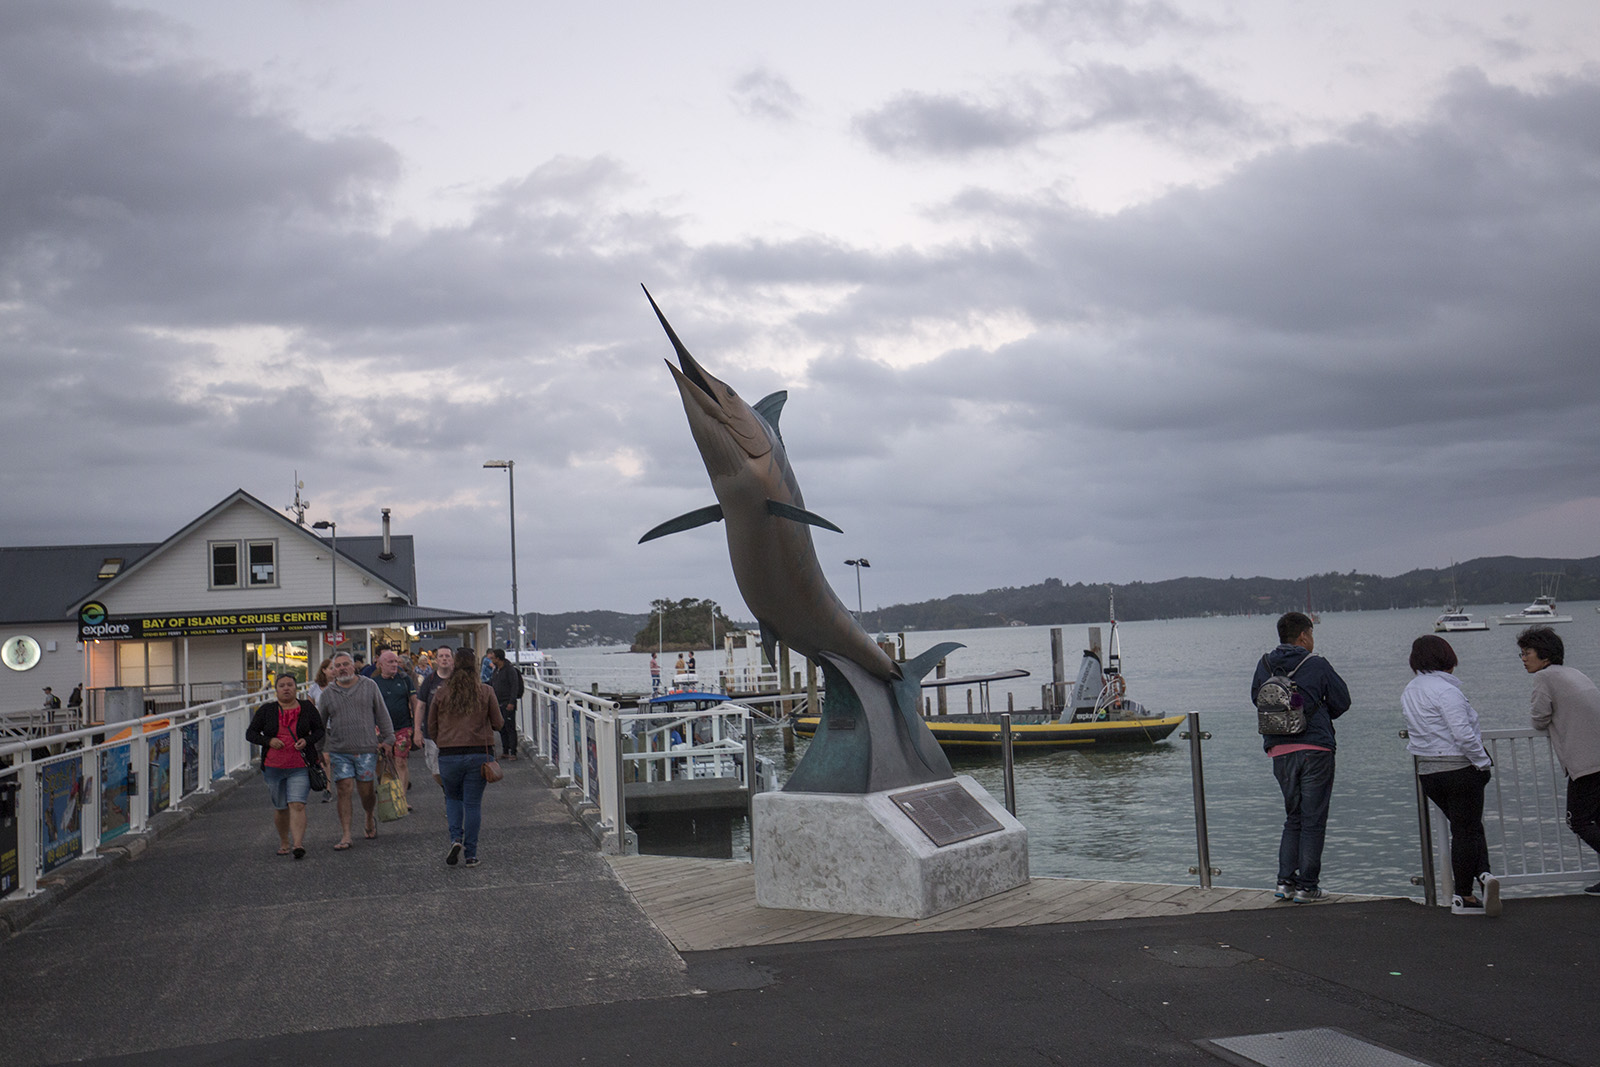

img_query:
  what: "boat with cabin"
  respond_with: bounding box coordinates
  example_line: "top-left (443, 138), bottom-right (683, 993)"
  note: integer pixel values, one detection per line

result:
top-left (1434, 572), bottom-right (1489, 632)
top-left (791, 597), bottom-right (1183, 750)
top-left (1497, 575), bottom-right (1573, 625)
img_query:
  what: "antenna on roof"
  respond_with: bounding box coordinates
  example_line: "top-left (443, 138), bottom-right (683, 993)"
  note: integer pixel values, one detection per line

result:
top-left (285, 474), bottom-right (310, 525)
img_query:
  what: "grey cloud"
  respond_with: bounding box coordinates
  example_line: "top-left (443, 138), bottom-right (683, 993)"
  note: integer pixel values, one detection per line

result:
top-left (731, 68), bottom-right (804, 123)
top-left (854, 91), bottom-right (1046, 158)
top-left (1012, 0), bottom-right (1216, 47)
top-left (1059, 63), bottom-right (1257, 137)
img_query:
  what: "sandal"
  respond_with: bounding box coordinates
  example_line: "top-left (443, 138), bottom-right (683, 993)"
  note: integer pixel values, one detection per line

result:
top-left (277, 846), bottom-right (291, 856)
top-left (333, 841), bottom-right (352, 851)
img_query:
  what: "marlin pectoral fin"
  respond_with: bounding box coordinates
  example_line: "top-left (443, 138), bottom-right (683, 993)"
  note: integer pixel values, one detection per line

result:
top-left (754, 391), bottom-right (787, 439)
top-left (766, 500), bottom-right (843, 534)
top-left (638, 504), bottom-right (725, 544)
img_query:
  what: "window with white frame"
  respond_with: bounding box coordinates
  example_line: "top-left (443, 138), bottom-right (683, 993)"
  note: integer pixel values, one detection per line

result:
top-left (210, 541), bottom-right (240, 589)
top-left (247, 540), bottom-right (277, 587)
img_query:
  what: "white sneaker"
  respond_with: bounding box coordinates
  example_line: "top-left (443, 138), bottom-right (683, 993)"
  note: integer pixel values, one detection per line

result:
top-left (1479, 874), bottom-right (1501, 917)
top-left (1451, 894), bottom-right (1485, 915)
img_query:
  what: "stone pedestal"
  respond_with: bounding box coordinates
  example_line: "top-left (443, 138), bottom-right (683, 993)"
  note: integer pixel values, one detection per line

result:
top-left (752, 775), bottom-right (1029, 919)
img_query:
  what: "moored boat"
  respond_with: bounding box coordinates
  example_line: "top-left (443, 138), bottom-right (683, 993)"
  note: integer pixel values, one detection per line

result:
top-left (1497, 581), bottom-right (1573, 625)
top-left (792, 593), bottom-right (1183, 751)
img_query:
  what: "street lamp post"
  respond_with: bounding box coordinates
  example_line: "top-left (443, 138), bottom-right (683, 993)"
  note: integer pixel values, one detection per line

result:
top-left (844, 558), bottom-right (870, 623)
top-left (312, 520), bottom-right (338, 646)
top-left (483, 460), bottom-right (522, 660)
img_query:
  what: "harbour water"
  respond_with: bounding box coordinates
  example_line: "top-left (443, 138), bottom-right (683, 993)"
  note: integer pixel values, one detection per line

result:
top-left (554, 603), bottom-right (1600, 897)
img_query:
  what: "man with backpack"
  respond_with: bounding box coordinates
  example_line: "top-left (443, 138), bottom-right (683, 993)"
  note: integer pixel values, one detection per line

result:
top-left (1252, 611), bottom-right (1351, 904)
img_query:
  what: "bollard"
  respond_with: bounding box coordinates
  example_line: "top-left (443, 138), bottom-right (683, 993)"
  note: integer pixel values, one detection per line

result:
top-left (1000, 713), bottom-right (1016, 815)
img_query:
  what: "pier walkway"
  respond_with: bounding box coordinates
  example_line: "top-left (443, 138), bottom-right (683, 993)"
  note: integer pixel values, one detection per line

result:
top-left (2, 757), bottom-right (1597, 1067)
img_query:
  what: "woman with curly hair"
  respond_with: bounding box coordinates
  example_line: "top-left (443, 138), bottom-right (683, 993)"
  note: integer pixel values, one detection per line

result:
top-left (425, 646), bottom-right (503, 868)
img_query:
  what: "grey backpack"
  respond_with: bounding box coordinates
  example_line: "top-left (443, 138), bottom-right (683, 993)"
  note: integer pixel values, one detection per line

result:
top-left (1256, 653), bottom-right (1318, 735)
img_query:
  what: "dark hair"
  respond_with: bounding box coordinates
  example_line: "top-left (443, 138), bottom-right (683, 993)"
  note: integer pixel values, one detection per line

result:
top-left (1516, 626), bottom-right (1564, 666)
top-left (1277, 612), bottom-right (1313, 644)
top-left (1409, 635), bottom-right (1458, 674)
top-left (435, 647), bottom-right (483, 726)
top-left (491, 648), bottom-right (508, 664)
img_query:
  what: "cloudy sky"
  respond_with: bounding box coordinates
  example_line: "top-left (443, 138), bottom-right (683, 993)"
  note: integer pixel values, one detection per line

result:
top-left (4, 0), bottom-right (1599, 622)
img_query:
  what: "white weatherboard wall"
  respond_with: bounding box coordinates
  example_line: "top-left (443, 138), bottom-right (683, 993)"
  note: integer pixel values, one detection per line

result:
top-left (0, 622), bottom-right (81, 712)
top-left (102, 500), bottom-right (396, 615)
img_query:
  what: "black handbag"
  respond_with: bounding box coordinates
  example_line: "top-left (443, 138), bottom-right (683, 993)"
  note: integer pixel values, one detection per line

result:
top-left (304, 746), bottom-right (328, 792)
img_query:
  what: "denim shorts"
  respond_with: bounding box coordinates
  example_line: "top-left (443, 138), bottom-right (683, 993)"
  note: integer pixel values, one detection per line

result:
top-left (328, 751), bottom-right (378, 783)
top-left (263, 766), bottom-right (311, 809)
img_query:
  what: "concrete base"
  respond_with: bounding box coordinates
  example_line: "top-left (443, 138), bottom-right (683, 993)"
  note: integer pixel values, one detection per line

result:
top-left (753, 775), bottom-right (1029, 919)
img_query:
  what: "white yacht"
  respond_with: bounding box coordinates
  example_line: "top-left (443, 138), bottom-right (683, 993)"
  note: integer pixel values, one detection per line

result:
top-left (1498, 594), bottom-right (1573, 625)
top-left (1434, 609), bottom-right (1489, 633)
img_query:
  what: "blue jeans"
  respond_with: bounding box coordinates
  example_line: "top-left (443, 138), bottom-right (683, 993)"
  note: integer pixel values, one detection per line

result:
top-left (438, 753), bottom-right (490, 860)
top-left (1273, 749), bottom-right (1335, 891)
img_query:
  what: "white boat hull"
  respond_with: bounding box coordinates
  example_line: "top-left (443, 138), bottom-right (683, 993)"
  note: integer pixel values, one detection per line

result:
top-left (1498, 613), bottom-right (1573, 625)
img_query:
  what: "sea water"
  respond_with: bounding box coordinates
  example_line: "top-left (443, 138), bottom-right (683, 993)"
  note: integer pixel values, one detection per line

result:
top-left (553, 603), bottom-right (1600, 896)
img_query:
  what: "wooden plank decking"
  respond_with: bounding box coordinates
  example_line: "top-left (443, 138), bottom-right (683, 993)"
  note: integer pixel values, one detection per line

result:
top-left (606, 855), bottom-right (1382, 952)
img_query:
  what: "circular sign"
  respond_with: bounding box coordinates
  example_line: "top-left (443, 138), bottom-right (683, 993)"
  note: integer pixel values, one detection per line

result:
top-left (3, 635), bottom-right (42, 672)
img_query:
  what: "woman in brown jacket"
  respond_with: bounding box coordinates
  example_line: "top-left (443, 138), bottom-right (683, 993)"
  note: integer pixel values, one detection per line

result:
top-left (426, 647), bottom-right (503, 868)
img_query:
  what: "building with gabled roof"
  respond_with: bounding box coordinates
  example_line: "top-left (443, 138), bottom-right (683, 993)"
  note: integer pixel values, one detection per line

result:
top-left (1, 489), bottom-right (490, 715)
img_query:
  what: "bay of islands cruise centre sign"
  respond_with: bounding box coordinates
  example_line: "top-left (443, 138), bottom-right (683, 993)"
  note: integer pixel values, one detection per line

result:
top-left (77, 601), bottom-right (331, 641)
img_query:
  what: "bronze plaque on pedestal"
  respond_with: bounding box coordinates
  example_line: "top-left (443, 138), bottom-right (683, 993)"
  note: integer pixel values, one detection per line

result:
top-left (890, 781), bottom-right (1003, 847)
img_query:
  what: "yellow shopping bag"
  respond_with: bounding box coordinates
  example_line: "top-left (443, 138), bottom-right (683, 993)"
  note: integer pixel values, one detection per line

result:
top-left (375, 754), bottom-right (409, 822)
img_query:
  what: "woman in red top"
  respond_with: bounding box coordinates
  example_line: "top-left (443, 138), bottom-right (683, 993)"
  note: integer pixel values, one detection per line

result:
top-left (245, 673), bottom-right (326, 859)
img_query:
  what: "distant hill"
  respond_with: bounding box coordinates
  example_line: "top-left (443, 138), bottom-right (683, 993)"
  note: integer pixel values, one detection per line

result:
top-left (865, 555), bottom-right (1600, 631)
top-left (497, 555), bottom-right (1600, 645)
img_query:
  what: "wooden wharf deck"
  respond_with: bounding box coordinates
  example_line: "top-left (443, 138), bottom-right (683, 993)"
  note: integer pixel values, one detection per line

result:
top-left (607, 854), bottom-right (1386, 952)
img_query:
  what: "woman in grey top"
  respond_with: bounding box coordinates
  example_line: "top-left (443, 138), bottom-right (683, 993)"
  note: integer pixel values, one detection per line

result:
top-left (1401, 635), bottom-right (1499, 916)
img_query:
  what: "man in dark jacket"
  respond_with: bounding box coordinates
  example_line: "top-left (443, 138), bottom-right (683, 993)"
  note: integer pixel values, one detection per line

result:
top-left (488, 649), bottom-right (523, 761)
top-left (1252, 611), bottom-right (1351, 904)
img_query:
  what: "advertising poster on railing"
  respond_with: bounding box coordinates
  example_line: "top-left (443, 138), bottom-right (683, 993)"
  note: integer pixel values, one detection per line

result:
top-left (181, 723), bottom-right (199, 794)
top-left (99, 745), bottom-right (132, 843)
top-left (571, 704), bottom-right (582, 784)
top-left (40, 758), bottom-right (84, 874)
top-left (2, 786), bottom-right (19, 896)
top-left (148, 733), bottom-right (171, 816)
top-left (211, 718), bottom-right (226, 781)
top-left (586, 731), bottom-right (600, 803)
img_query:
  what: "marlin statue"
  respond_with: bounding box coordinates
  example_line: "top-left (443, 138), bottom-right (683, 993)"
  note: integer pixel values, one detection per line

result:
top-left (640, 286), bottom-right (958, 793)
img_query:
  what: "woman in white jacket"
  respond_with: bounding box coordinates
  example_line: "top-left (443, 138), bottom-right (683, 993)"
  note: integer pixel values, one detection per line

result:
top-left (1402, 634), bottom-right (1500, 916)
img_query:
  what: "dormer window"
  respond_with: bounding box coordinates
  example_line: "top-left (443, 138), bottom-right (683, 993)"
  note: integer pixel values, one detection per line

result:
top-left (98, 557), bottom-right (123, 579)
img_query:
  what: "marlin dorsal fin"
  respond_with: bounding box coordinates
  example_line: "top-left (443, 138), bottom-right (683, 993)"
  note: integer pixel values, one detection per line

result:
top-left (638, 504), bottom-right (724, 544)
top-left (766, 499), bottom-right (843, 534)
top-left (754, 391), bottom-right (788, 440)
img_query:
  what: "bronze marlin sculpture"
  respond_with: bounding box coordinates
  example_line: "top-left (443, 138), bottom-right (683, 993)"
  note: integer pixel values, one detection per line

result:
top-left (640, 286), bottom-right (957, 793)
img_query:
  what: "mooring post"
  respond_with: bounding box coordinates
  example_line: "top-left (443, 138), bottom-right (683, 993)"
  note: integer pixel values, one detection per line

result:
top-left (936, 658), bottom-right (948, 716)
top-left (1050, 627), bottom-right (1066, 712)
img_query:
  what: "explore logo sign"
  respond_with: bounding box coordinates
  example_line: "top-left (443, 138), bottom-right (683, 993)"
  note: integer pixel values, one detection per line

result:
top-left (77, 602), bottom-right (131, 640)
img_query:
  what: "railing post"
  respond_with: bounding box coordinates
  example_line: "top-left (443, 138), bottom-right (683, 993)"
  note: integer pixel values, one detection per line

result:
top-left (16, 761), bottom-right (41, 898)
top-left (1410, 750), bottom-right (1438, 907)
top-left (1000, 713), bottom-right (1016, 815)
top-left (1183, 712), bottom-right (1213, 889)
top-left (614, 715), bottom-right (629, 853)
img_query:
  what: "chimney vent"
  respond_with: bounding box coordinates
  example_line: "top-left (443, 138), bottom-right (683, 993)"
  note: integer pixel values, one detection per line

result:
top-left (380, 508), bottom-right (395, 560)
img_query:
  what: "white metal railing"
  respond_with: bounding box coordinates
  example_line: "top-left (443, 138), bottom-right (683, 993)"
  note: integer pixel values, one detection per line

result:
top-left (1417, 727), bottom-right (1600, 900)
top-left (0, 688), bottom-right (268, 901)
top-left (519, 674), bottom-right (758, 855)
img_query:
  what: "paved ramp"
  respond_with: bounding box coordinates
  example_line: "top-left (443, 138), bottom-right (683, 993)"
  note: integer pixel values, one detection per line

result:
top-left (0, 760), bottom-right (693, 1066)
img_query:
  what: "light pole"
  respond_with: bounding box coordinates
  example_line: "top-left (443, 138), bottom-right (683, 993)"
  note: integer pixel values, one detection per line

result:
top-left (312, 520), bottom-right (338, 646)
top-left (483, 460), bottom-right (522, 660)
top-left (844, 558), bottom-right (870, 622)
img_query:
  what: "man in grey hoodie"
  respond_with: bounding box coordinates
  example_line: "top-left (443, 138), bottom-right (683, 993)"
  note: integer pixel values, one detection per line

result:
top-left (317, 651), bottom-right (395, 849)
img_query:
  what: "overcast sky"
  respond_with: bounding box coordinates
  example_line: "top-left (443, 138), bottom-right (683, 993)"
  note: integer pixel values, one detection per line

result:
top-left (4, 0), bottom-right (1599, 623)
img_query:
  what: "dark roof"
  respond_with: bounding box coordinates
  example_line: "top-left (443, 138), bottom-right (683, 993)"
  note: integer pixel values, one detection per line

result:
top-left (334, 535), bottom-right (418, 604)
top-left (0, 543), bottom-right (159, 624)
